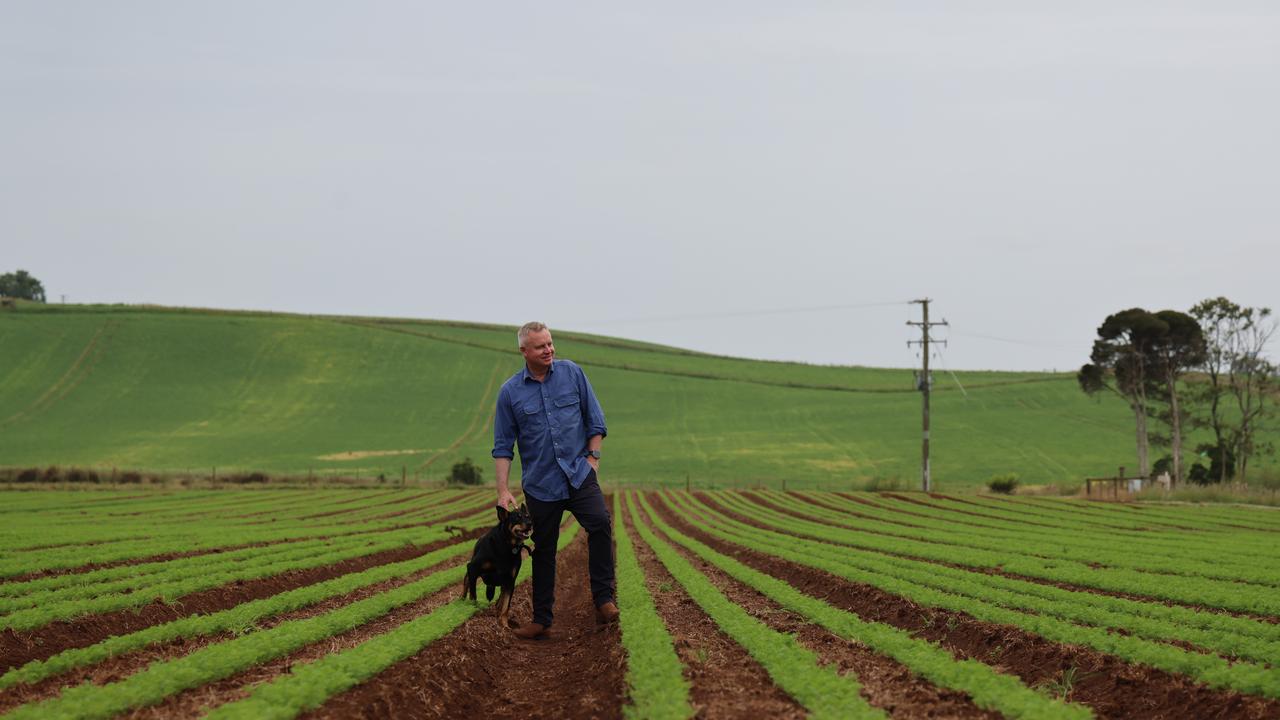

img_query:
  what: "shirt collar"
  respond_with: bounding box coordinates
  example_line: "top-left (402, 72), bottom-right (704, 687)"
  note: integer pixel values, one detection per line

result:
top-left (521, 360), bottom-right (555, 383)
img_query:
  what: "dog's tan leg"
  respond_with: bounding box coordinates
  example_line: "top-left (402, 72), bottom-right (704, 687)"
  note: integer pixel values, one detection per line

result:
top-left (496, 588), bottom-right (512, 628)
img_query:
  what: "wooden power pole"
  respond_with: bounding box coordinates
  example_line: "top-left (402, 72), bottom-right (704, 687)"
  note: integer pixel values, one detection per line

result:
top-left (907, 299), bottom-right (948, 492)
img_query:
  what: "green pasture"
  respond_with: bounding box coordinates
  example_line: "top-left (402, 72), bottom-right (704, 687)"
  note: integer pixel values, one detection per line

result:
top-left (0, 303), bottom-right (1256, 489)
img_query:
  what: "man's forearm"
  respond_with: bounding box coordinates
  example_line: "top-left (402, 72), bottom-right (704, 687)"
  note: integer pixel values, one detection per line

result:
top-left (587, 434), bottom-right (603, 453)
top-left (495, 458), bottom-right (512, 495)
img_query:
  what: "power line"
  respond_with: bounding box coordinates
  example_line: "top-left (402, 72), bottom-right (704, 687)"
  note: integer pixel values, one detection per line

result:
top-left (589, 299), bottom-right (911, 326)
top-left (947, 330), bottom-right (1085, 347)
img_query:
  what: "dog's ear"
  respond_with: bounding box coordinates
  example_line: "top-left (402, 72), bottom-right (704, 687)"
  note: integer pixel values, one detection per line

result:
top-left (517, 502), bottom-right (527, 515)
top-left (496, 505), bottom-right (509, 523)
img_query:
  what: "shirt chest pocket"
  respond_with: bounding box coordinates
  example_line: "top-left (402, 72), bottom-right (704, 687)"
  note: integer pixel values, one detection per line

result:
top-left (553, 394), bottom-right (582, 428)
top-left (521, 401), bottom-right (545, 431)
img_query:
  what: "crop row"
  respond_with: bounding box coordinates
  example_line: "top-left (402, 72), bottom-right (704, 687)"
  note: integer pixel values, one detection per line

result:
top-left (757, 491), bottom-right (1279, 587)
top-left (2, 522), bottom-right (578, 720)
top-left (0, 508), bottom-right (492, 632)
top-left (622, 493), bottom-right (885, 719)
top-left (975, 496), bottom-right (1280, 535)
top-left (669, 492), bottom-right (1280, 699)
top-left (0, 492), bottom-right (487, 602)
top-left (201, 523), bottom-right (582, 720)
top-left (0, 490), bottom-right (485, 579)
top-left (0, 531), bottom-right (473, 690)
top-left (713, 491), bottom-right (1280, 615)
top-left (711, 496), bottom-right (1280, 662)
top-left (819, 492), bottom-right (1278, 569)
top-left (610, 493), bottom-right (693, 720)
top-left (633, 492), bottom-right (1090, 720)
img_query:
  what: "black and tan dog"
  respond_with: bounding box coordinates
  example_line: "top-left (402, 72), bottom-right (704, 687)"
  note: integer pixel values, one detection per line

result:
top-left (461, 503), bottom-right (533, 628)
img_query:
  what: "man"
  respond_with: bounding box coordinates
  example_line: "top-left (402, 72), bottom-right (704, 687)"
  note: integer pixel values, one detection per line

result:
top-left (492, 321), bottom-right (618, 639)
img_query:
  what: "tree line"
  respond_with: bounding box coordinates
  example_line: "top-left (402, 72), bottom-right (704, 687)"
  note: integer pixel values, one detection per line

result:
top-left (1079, 298), bottom-right (1276, 485)
top-left (0, 269), bottom-right (46, 302)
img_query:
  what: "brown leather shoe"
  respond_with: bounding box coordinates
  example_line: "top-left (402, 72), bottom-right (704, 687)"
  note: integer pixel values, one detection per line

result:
top-left (513, 622), bottom-right (548, 639)
top-left (595, 601), bottom-right (620, 625)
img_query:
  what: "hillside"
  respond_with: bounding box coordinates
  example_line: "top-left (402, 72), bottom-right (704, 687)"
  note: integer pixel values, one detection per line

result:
top-left (0, 303), bottom-right (1217, 489)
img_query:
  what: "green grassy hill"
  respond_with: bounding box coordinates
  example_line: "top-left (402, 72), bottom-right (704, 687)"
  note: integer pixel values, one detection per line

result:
top-left (0, 303), bottom-right (1242, 490)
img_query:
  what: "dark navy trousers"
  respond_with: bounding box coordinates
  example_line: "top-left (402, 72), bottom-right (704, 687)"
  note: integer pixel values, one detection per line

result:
top-left (524, 469), bottom-right (614, 628)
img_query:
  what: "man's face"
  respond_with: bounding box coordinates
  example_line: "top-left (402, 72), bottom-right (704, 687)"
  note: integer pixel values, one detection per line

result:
top-left (520, 329), bottom-right (555, 372)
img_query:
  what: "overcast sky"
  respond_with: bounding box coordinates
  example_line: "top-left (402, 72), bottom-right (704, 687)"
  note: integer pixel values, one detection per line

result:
top-left (3, 2), bottom-right (1277, 371)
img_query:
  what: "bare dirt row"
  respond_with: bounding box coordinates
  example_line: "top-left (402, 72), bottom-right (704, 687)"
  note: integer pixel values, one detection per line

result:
top-left (302, 526), bottom-right (625, 720)
top-left (681, 492), bottom-right (1280, 719)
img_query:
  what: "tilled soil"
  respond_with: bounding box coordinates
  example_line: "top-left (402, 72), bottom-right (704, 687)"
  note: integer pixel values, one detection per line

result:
top-left (639, 507), bottom-right (1002, 719)
top-left (0, 528), bottom-right (486, 674)
top-left (0, 537), bottom-right (480, 715)
top-left (679, 493), bottom-right (1280, 719)
top-left (121, 557), bottom-right (476, 718)
top-left (769, 491), bottom-right (1280, 625)
top-left (622, 499), bottom-right (806, 720)
top-left (303, 527), bottom-right (626, 720)
top-left (295, 491), bottom-right (442, 520)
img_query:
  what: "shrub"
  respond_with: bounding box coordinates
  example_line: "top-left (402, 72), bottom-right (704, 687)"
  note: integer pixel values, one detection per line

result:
top-left (861, 476), bottom-right (904, 492)
top-left (65, 468), bottom-right (101, 483)
top-left (16, 467), bottom-right (40, 483)
top-left (987, 473), bottom-right (1019, 494)
top-left (448, 457), bottom-right (483, 486)
top-left (118, 471), bottom-right (143, 484)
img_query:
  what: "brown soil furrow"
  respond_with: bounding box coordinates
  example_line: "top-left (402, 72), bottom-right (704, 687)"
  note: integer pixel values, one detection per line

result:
top-left (623, 498), bottom-right (805, 719)
top-left (0, 541), bottom-right (293, 585)
top-left (0, 540), bottom-right (479, 715)
top-left (296, 491), bottom-right (441, 520)
top-left (840, 491), bottom-right (1070, 531)
top-left (303, 527), bottom-right (625, 720)
top-left (736, 492), bottom-right (1280, 625)
top-left (117, 550), bottom-right (482, 719)
top-left (639, 501), bottom-right (1000, 719)
top-left (225, 491), bottom-right (394, 519)
top-left (0, 530), bottom-right (483, 674)
top-left (664, 494), bottom-right (1280, 720)
top-left (791, 491), bottom-right (1004, 531)
top-left (0, 515), bottom-right (452, 585)
top-left (338, 492), bottom-right (486, 525)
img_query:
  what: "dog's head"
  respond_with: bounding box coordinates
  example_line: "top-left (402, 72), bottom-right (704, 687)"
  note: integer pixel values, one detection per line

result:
top-left (497, 503), bottom-right (533, 545)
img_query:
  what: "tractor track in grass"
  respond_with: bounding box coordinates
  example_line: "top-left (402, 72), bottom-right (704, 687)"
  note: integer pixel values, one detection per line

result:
top-left (302, 528), bottom-right (625, 720)
top-left (0, 529), bottom-right (486, 675)
top-left (623, 498), bottom-right (806, 719)
top-left (675, 494), bottom-right (1280, 719)
top-left (0, 319), bottom-right (116, 429)
top-left (756, 491), bottom-right (1280, 625)
top-left (0, 533), bottom-right (483, 715)
top-left (640, 501), bottom-right (1001, 720)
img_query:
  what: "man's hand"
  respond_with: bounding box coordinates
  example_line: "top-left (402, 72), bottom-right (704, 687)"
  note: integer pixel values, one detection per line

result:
top-left (497, 490), bottom-right (517, 510)
top-left (586, 456), bottom-right (599, 474)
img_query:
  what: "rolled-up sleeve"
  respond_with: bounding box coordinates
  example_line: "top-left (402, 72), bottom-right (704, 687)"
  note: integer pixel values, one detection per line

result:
top-left (577, 367), bottom-right (607, 439)
top-left (492, 386), bottom-right (516, 459)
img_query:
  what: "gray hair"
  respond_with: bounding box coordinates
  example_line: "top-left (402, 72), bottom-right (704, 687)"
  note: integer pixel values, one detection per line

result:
top-left (517, 321), bottom-right (549, 348)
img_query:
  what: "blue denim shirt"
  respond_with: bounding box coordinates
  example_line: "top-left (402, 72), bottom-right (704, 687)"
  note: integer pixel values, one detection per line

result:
top-left (491, 359), bottom-right (607, 502)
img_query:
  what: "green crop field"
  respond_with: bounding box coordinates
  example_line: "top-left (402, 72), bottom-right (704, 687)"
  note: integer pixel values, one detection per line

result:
top-left (1, 303), bottom-right (1268, 489)
top-left (1, 489), bottom-right (1276, 719)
